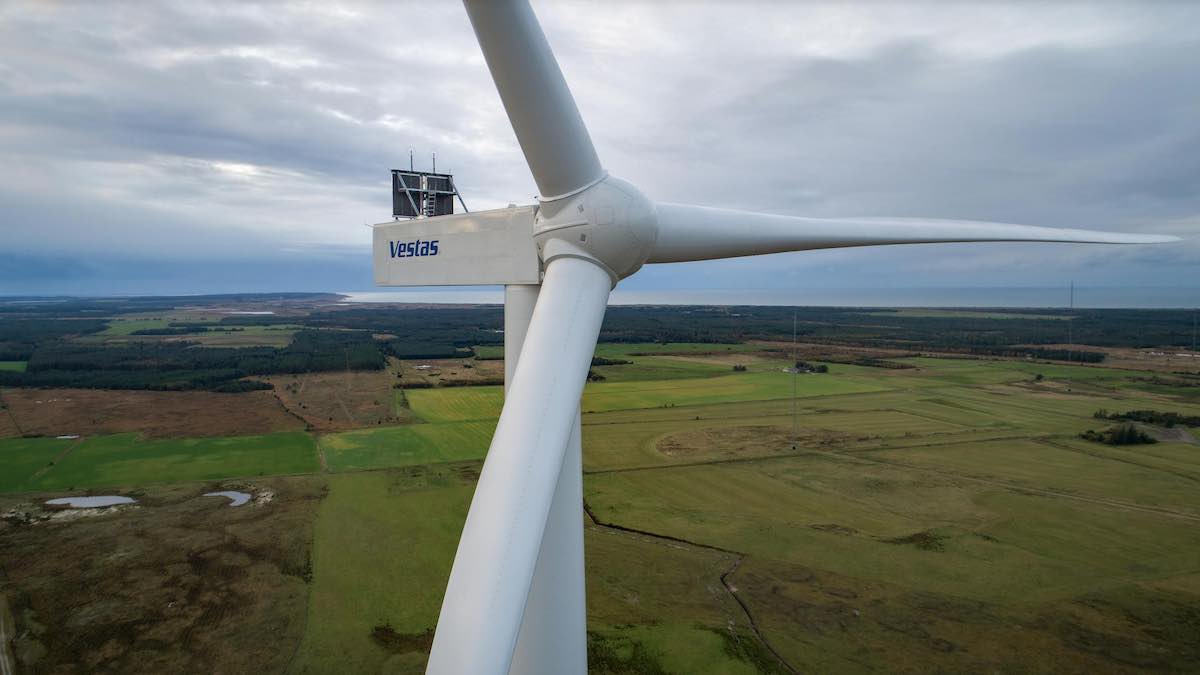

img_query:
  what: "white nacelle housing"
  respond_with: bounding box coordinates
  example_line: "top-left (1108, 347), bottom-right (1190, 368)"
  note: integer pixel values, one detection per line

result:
top-left (373, 206), bottom-right (541, 286)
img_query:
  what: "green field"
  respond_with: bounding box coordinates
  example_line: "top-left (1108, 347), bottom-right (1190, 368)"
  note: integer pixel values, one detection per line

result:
top-left (2, 431), bottom-right (319, 492)
top-left (183, 324), bottom-right (300, 347)
top-left (290, 468), bottom-right (472, 673)
top-left (0, 437), bottom-right (77, 492)
top-left (408, 370), bottom-right (888, 423)
top-left (0, 360), bottom-right (27, 372)
top-left (91, 317), bottom-right (299, 346)
top-left (96, 317), bottom-right (171, 337)
top-left (291, 467), bottom-right (771, 674)
top-left (4, 344), bottom-right (1200, 672)
top-left (320, 420), bottom-right (497, 471)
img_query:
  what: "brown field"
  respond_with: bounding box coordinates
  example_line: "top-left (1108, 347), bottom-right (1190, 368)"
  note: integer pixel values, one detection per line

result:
top-left (395, 358), bottom-right (505, 388)
top-left (0, 403), bottom-right (19, 437)
top-left (268, 362), bottom-right (417, 432)
top-left (0, 475), bottom-right (324, 673)
top-left (0, 389), bottom-right (305, 439)
top-left (1019, 343), bottom-right (1200, 374)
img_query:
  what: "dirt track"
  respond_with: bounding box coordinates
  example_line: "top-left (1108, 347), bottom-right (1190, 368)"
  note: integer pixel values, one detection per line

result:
top-left (0, 593), bottom-right (14, 675)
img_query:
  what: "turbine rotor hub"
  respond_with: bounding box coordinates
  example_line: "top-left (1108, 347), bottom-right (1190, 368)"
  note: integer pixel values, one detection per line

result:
top-left (533, 175), bottom-right (658, 285)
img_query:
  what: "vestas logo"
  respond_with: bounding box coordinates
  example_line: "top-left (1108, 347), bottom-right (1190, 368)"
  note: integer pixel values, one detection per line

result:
top-left (389, 239), bottom-right (440, 258)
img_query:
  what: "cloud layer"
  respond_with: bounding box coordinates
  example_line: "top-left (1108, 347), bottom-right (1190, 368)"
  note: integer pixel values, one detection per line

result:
top-left (1, 1), bottom-right (1196, 295)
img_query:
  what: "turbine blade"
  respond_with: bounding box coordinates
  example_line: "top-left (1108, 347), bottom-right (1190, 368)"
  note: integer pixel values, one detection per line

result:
top-left (425, 256), bottom-right (612, 675)
top-left (464, 0), bottom-right (605, 200)
top-left (649, 202), bottom-right (1180, 264)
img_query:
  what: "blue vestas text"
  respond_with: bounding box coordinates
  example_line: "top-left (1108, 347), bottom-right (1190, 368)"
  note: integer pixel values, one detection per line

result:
top-left (389, 239), bottom-right (440, 258)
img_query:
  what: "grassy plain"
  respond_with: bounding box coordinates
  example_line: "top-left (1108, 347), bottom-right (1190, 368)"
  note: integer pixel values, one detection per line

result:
top-left (290, 467), bottom-right (473, 673)
top-left (0, 437), bottom-right (76, 492)
top-left (5, 337), bottom-right (1200, 673)
top-left (95, 317), bottom-right (171, 336)
top-left (178, 324), bottom-right (299, 347)
top-left (408, 369), bottom-right (887, 423)
top-left (319, 420), bottom-right (496, 471)
top-left (0, 361), bottom-right (26, 372)
top-left (90, 316), bottom-right (298, 346)
top-left (2, 431), bottom-right (319, 492)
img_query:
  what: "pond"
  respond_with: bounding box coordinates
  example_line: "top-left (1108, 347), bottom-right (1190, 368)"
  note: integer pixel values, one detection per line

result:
top-left (204, 491), bottom-right (252, 507)
top-left (45, 496), bottom-right (136, 508)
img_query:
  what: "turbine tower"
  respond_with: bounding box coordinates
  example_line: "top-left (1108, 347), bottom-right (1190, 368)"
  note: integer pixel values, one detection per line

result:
top-left (368, 2), bottom-right (1178, 673)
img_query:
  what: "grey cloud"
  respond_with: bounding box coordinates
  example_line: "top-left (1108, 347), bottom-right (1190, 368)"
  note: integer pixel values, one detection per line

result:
top-left (0, 1), bottom-right (1196, 296)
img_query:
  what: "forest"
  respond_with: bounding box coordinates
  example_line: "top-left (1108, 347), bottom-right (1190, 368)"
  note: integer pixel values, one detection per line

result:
top-left (0, 295), bottom-right (1195, 393)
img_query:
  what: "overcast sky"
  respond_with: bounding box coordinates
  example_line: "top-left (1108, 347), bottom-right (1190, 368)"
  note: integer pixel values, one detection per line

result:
top-left (0, 1), bottom-right (1196, 298)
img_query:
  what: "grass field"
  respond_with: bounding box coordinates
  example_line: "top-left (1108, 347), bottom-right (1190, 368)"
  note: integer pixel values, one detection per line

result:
top-left (181, 324), bottom-right (299, 347)
top-left (95, 317), bottom-right (171, 336)
top-left (90, 317), bottom-right (298, 346)
top-left (0, 360), bottom-right (27, 372)
top-left (320, 420), bottom-right (496, 471)
top-left (4, 344), bottom-right (1200, 673)
top-left (1, 431), bottom-right (319, 492)
top-left (290, 468), bottom-right (473, 673)
top-left (292, 467), bottom-right (773, 674)
top-left (0, 437), bottom-right (77, 492)
top-left (408, 370), bottom-right (889, 423)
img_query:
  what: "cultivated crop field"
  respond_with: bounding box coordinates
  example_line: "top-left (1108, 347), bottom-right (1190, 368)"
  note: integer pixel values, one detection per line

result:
top-left (3, 334), bottom-right (1200, 673)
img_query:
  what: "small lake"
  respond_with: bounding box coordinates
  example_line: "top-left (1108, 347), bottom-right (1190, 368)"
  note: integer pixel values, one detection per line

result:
top-left (45, 496), bottom-right (136, 508)
top-left (204, 491), bottom-right (252, 507)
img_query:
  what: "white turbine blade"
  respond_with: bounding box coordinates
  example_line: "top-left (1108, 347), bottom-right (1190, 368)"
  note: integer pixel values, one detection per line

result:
top-left (649, 202), bottom-right (1180, 263)
top-left (464, 0), bottom-right (605, 200)
top-left (426, 257), bottom-right (612, 675)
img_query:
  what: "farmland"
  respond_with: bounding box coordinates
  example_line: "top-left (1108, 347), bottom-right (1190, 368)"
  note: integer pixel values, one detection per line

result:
top-left (2, 297), bottom-right (1200, 673)
top-left (2, 431), bottom-right (319, 493)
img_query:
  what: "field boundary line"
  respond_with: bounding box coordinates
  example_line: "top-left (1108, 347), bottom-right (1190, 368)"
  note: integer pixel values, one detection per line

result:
top-left (583, 502), bottom-right (798, 674)
top-left (271, 387), bottom-right (312, 431)
top-left (283, 492), bottom-right (323, 675)
top-left (1036, 437), bottom-right (1200, 484)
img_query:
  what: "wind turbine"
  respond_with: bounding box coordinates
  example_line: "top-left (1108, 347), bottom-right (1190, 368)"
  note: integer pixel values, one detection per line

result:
top-left (370, 2), bottom-right (1178, 673)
